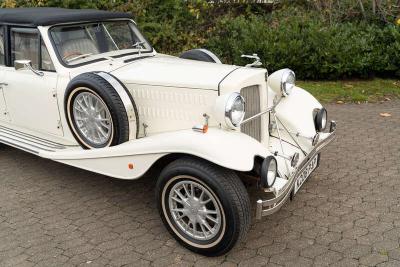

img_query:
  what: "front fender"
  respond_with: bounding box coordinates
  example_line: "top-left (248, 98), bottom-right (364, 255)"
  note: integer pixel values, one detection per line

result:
top-left (40, 128), bottom-right (271, 179)
top-left (274, 86), bottom-right (322, 150)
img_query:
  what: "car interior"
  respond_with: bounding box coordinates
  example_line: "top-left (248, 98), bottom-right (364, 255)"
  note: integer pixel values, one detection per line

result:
top-left (58, 27), bottom-right (100, 59)
top-left (10, 29), bottom-right (55, 71)
top-left (12, 30), bottom-right (40, 69)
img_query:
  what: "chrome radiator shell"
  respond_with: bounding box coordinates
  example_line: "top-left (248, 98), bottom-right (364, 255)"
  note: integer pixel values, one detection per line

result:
top-left (240, 85), bottom-right (261, 142)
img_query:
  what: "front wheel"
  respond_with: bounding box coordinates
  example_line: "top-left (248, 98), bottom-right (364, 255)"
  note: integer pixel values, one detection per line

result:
top-left (155, 157), bottom-right (251, 256)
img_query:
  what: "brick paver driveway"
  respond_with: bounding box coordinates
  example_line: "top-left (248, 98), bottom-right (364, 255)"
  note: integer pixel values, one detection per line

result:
top-left (0, 101), bottom-right (399, 267)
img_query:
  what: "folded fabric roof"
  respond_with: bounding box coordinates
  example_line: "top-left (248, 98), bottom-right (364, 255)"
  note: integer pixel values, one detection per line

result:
top-left (0, 8), bottom-right (132, 26)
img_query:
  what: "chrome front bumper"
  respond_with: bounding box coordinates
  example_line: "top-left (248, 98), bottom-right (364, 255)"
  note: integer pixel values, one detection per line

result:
top-left (255, 121), bottom-right (337, 219)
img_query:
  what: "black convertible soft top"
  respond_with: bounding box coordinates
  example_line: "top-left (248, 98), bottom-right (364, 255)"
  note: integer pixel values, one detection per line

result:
top-left (0, 8), bottom-right (132, 26)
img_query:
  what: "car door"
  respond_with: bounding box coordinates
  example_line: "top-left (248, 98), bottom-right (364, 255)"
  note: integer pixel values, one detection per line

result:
top-left (2, 27), bottom-right (63, 136)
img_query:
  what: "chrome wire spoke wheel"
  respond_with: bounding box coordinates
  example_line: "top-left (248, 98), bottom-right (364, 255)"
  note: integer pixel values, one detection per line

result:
top-left (168, 178), bottom-right (223, 241)
top-left (157, 158), bottom-right (250, 255)
top-left (72, 91), bottom-right (113, 146)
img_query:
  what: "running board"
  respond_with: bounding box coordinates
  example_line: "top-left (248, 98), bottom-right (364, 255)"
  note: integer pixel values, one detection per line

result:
top-left (0, 125), bottom-right (74, 154)
top-left (0, 125), bottom-right (165, 180)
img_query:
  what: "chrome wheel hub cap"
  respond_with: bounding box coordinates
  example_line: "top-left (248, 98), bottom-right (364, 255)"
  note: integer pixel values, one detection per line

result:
top-left (73, 91), bottom-right (112, 146)
top-left (169, 180), bottom-right (222, 241)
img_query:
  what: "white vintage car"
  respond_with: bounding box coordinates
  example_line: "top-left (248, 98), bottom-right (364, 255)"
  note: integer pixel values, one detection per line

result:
top-left (0, 8), bottom-right (336, 255)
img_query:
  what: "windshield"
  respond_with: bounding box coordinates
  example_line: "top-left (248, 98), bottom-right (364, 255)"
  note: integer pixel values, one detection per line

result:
top-left (50, 20), bottom-right (152, 66)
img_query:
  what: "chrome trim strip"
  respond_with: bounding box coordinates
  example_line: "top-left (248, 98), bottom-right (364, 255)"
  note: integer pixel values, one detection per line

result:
top-left (0, 137), bottom-right (39, 154)
top-left (256, 123), bottom-right (337, 219)
top-left (0, 134), bottom-right (54, 153)
top-left (96, 72), bottom-right (137, 140)
top-left (0, 125), bottom-right (68, 148)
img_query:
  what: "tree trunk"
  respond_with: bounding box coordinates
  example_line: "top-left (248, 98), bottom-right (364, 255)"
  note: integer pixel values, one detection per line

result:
top-left (372, 0), bottom-right (376, 15)
top-left (358, 0), bottom-right (366, 18)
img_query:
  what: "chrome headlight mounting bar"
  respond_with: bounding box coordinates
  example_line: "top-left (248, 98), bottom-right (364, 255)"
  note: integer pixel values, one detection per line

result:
top-left (241, 96), bottom-right (282, 125)
top-left (240, 98), bottom-right (307, 170)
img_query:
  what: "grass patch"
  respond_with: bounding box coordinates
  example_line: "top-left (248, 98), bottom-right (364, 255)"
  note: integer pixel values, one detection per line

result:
top-left (298, 79), bottom-right (400, 103)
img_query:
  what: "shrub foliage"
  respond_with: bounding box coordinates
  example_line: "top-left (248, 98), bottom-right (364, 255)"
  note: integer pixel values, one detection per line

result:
top-left (1, 0), bottom-right (399, 79)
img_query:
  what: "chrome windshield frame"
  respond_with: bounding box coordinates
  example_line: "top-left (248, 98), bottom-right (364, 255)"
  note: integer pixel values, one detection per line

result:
top-left (47, 19), bottom-right (154, 68)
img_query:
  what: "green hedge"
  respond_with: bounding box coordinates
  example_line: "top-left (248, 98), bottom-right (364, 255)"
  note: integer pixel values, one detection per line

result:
top-left (206, 11), bottom-right (400, 79)
top-left (2, 0), bottom-right (400, 80)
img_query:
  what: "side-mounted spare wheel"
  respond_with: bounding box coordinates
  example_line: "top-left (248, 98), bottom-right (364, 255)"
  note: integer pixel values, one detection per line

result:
top-left (65, 72), bottom-right (138, 149)
top-left (155, 157), bottom-right (251, 256)
top-left (179, 49), bottom-right (222, 64)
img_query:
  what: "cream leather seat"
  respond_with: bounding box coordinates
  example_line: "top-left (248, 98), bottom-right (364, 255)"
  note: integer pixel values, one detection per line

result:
top-left (0, 35), bottom-right (4, 64)
top-left (61, 37), bottom-right (99, 58)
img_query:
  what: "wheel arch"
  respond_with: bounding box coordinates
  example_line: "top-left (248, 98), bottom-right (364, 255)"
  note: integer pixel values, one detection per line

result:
top-left (144, 153), bottom-right (266, 183)
top-left (41, 128), bottom-right (273, 180)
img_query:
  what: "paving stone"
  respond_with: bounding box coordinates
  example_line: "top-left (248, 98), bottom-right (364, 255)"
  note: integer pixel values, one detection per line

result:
top-left (373, 240), bottom-right (400, 252)
top-left (0, 254), bottom-right (30, 267)
top-left (314, 250), bottom-right (343, 266)
top-left (330, 258), bottom-right (359, 267)
top-left (330, 238), bottom-right (357, 253)
top-left (238, 256), bottom-right (268, 267)
top-left (359, 253), bottom-right (388, 266)
top-left (257, 242), bottom-right (286, 257)
top-left (226, 248), bottom-right (257, 263)
top-left (343, 244), bottom-right (371, 259)
top-left (388, 248), bottom-right (400, 260)
top-left (378, 260), bottom-right (400, 267)
top-left (282, 256), bottom-right (312, 267)
top-left (300, 244), bottom-right (328, 259)
top-left (0, 101), bottom-right (400, 266)
top-left (269, 248), bottom-right (298, 265)
top-left (316, 232), bottom-right (342, 246)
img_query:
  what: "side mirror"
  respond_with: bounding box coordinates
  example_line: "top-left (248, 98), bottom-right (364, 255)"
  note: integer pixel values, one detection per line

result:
top-left (14, 59), bottom-right (44, 76)
top-left (14, 59), bottom-right (31, 71)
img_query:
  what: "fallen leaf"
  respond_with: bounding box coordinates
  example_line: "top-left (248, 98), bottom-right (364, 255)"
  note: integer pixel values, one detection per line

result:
top-left (344, 84), bottom-right (354, 88)
top-left (380, 112), bottom-right (392, 117)
top-left (384, 97), bottom-right (391, 101)
top-left (336, 100), bottom-right (344, 104)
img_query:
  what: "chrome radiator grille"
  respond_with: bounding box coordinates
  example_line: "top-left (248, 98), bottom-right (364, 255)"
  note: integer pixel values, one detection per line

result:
top-left (240, 85), bottom-right (261, 142)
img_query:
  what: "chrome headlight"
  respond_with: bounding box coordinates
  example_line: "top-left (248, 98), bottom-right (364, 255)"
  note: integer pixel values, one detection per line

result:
top-left (260, 156), bottom-right (277, 188)
top-left (225, 93), bottom-right (245, 128)
top-left (315, 108), bottom-right (328, 132)
top-left (281, 69), bottom-right (295, 96)
top-left (267, 68), bottom-right (296, 97)
top-left (214, 92), bottom-right (245, 129)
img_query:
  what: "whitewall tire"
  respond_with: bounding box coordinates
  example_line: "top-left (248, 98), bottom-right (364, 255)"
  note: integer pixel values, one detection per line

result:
top-left (155, 157), bottom-right (251, 256)
top-left (65, 72), bottom-right (131, 149)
